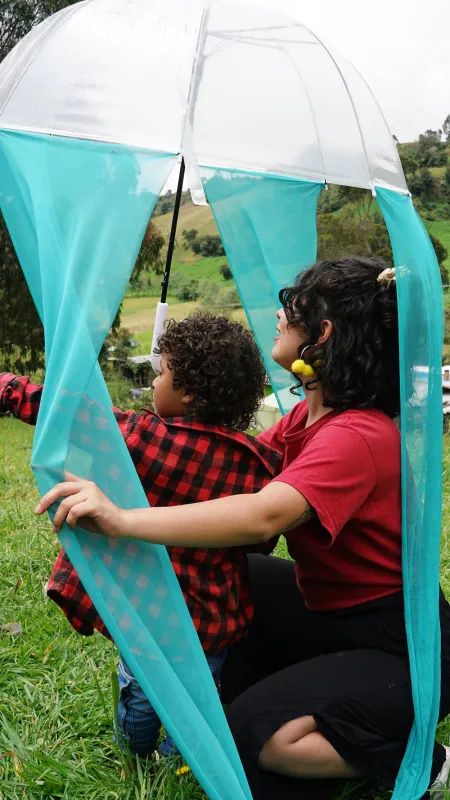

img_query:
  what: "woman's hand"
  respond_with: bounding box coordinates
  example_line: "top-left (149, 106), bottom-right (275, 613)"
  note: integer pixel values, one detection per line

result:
top-left (35, 478), bottom-right (127, 537)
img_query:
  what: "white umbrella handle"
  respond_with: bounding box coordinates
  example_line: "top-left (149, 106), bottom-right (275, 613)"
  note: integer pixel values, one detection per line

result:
top-left (150, 301), bottom-right (168, 372)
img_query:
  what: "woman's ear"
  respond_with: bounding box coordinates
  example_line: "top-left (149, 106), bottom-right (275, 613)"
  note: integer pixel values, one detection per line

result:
top-left (318, 319), bottom-right (333, 345)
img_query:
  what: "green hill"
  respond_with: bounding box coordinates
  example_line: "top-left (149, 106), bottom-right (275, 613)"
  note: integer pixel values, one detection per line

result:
top-left (153, 202), bottom-right (217, 240)
top-left (123, 135), bottom-right (450, 355)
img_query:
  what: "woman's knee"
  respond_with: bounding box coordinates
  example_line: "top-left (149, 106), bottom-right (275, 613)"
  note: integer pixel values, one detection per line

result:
top-left (259, 716), bottom-right (317, 771)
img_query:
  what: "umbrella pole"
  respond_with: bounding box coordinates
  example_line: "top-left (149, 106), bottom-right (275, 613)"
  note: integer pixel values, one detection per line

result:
top-left (150, 157), bottom-right (186, 371)
top-left (160, 157), bottom-right (186, 303)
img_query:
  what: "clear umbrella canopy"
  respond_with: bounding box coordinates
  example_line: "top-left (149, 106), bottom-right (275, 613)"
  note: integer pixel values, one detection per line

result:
top-left (0, 3), bottom-right (442, 800)
top-left (0, 0), bottom-right (406, 192)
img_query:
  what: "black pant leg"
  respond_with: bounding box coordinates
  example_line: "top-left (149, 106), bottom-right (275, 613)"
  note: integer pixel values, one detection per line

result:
top-left (221, 554), bottom-right (343, 704)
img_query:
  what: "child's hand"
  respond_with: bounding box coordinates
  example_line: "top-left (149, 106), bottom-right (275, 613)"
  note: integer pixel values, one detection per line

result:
top-left (35, 478), bottom-right (126, 538)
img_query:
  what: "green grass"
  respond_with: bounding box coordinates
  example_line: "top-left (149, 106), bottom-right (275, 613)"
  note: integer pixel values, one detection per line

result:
top-left (430, 167), bottom-right (447, 179)
top-left (0, 419), bottom-right (207, 799)
top-left (169, 255), bottom-right (229, 283)
top-left (2, 420), bottom-right (450, 800)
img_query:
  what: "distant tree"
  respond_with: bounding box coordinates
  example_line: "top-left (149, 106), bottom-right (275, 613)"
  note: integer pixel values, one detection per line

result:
top-left (417, 129), bottom-right (447, 167)
top-left (443, 114), bottom-right (450, 142)
top-left (0, 1), bottom-right (79, 61)
top-left (0, 214), bottom-right (45, 373)
top-left (153, 189), bottom-right (191, 218)
top-left (171, 272), bottom-right (200, 302)
top-left (131, 221), bottom-right (165, 284)
top-left (429, 233), bottom-right (449, 283)
top-left (219, 263), bottom-right (233, 280)
top-left (190, 234), bottom-right (225, 257)
top-left (399, 150), bottom-right (419, 177)
top-left (182, 228), bottom-right (199, 249)
top-left (419, 129), bottom-right (443, 149)
top-left (197, 235), bottom-right (225, 257)
top-left (408, 167), bottom-right (435, 199)
top-left (223, 285), bottom-right (240, 306)
top-left (200, 282), bottom-right (241, 311)
top-left (317, 207), bottom-right (391, 264)
top-left (0, 0), bottom-right (79, 372)
top-left (99, 327), bottom-right (134, 368)
top-left (337, 186), bottom-right (374, 216)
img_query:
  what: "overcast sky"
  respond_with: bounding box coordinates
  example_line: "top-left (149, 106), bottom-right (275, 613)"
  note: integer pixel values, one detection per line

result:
top-left (167, 0), bottom-right (450, 190)
top-left (253, 0), bottom-right (450, 142)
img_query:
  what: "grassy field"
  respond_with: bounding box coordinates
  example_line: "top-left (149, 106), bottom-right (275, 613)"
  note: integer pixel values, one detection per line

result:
top-left (0, 418), bottom-right (207, 800)
top-left (153, 204), bottom-right (217, 241)
top-left (120, 297), bottom-right (247, 354)
top-left (1, 417), bottom-right (450, 799)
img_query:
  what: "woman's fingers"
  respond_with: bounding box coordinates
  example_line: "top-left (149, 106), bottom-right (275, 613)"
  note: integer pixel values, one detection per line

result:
top-left (64, 470), bottom-right (84, 483)
top-left (52, 492), bottom-right (88, 532)
top-left (35, 480), bottom-right (90, 516)
top-left (34, 479), bottom-right (122, 538)
top-left (66, 500), bottom-right (97, 531)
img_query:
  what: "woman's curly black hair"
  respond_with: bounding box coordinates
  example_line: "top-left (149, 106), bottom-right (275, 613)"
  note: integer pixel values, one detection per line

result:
top-left (279, 257), bottom-right (400, 418)
top-left (156, 312), bottom-right (266, 429)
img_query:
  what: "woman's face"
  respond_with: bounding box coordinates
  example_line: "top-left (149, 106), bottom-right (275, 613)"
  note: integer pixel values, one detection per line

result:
top-left (272, 308), bottom-right (308, 371)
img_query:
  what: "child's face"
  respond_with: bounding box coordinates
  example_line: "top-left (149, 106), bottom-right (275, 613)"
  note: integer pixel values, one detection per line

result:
top-left (152, 353), bottom-right (193, 418)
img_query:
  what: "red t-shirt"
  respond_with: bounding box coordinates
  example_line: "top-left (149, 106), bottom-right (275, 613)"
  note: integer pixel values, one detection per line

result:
top-left (258, 400), bottom-right (402, 611)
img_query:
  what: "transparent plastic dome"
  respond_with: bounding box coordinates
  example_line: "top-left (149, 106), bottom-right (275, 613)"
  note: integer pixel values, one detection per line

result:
top-left (0, 0), bottom-right (406, 193)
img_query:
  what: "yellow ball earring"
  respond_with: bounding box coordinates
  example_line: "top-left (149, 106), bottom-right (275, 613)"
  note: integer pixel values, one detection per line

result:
top-left (291, 359), bottom-right (315, 377)
top-left (291, 345), bottom-right (321, 378)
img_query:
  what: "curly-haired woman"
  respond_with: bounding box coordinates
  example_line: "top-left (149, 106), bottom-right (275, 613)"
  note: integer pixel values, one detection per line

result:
top-left (38, 258), bottom-right (450, 799)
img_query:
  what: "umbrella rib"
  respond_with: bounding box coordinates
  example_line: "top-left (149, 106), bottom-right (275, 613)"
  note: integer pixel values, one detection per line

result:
top-left (208, 32), bottom-right (318, 47)
top-left (281, 45), bottom-right (326, 178)
top-left (302, 24), bottom-right (373, 188)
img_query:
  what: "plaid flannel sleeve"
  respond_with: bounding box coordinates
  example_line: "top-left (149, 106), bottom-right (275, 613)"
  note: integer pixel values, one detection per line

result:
top-left (0, 373), bottom-right (42, 424)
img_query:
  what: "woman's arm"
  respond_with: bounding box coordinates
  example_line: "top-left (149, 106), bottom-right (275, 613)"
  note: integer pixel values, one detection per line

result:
top-left (35, 478), bottom-right (314, 548)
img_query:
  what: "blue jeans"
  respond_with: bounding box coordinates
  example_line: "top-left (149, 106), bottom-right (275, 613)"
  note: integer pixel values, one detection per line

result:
top-left (117, 650), bottom-right (227, 758)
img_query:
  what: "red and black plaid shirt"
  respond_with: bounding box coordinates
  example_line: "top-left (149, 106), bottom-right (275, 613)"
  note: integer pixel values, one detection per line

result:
top-left (1, 373), bottom-right (281, 654)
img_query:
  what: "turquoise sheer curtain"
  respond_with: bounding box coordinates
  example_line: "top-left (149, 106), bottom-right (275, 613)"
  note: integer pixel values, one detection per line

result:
top-left (377, 187), bottom-right (443, 799)
top-left (0, 130), bottom-right (443, 800)
top-left (0, 130), bottom-right (252, 800)
top-left (202, 168), bottom-right (323, 413)
top-left (202, 172), bottom-right (444, 797)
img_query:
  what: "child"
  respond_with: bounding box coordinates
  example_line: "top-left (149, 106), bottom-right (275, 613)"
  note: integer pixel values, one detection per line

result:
top-left (0, 312), bottom-right (280, 759)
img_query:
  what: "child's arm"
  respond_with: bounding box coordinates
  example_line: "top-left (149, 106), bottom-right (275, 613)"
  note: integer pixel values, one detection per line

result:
top-left (0, 373), bottom-right (43, 425)
top-left (0, 372), bottom-right (140, 436)
top-left (36, 477), bottom-right (313, 548)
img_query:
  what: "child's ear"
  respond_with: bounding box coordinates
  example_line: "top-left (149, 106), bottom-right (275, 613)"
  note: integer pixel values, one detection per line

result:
top-left (181, 393), bottom-right (194, 407)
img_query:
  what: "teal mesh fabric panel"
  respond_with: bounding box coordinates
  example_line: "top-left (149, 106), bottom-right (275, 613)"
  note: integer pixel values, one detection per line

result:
top-left (377, 187), bottom-right (443, 799)
top-left (0, 130), bottom-right (252, 800)
top-left (201, 168), bottom-right (323, 413)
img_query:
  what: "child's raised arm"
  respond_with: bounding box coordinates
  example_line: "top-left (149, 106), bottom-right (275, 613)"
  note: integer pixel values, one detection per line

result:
top-left (0, 373), bottom-right (43, 425)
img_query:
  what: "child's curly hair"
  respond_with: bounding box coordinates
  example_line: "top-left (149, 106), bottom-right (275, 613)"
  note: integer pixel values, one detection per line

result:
top-left (156, 312), bottom-right (266, 430)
